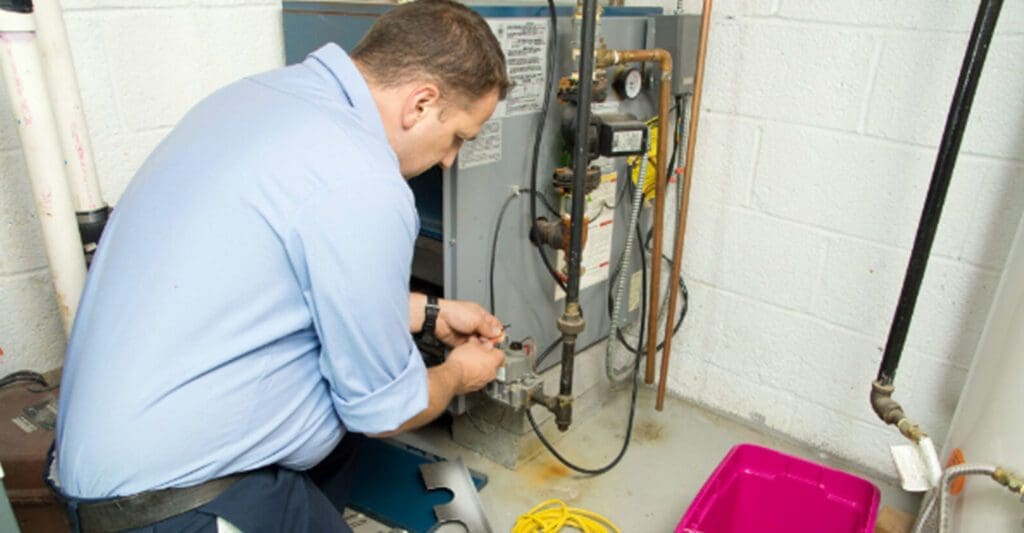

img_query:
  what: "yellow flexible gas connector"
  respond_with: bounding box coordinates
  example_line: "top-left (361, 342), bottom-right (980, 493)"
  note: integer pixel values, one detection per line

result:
top-left (512, 499), bottom-right (620, 533)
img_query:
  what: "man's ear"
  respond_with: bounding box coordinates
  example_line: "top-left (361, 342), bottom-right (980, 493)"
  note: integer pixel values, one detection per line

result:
top-left (400, 83), bottom-right (442, 130)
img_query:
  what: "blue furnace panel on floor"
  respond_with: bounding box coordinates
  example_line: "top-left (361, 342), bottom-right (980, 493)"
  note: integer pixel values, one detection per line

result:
top-left (342, 439), bottom-right (488, 533)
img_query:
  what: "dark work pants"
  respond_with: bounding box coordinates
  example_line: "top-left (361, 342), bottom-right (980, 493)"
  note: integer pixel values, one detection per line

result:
top-left (51, 433), bottom-right (366, 532)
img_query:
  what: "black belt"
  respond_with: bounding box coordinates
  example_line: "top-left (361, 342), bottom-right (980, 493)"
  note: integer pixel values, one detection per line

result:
top-left (76, 473), bottom-right (246, 532)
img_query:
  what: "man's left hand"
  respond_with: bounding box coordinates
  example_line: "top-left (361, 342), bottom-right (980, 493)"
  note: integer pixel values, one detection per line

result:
top-left (434, 299), bottom-right (503, 347)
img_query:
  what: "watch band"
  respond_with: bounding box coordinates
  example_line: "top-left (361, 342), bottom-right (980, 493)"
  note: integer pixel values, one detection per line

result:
top-left (422, 295), bottom-right (440, 340)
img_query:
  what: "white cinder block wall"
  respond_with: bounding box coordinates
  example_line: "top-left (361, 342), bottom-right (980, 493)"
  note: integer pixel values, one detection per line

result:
top-left (2, 0), bottom-right (1021, 481)
top-left (661, 0), bottom-right (1024, 477)
top-left (0, 0), bottom-right (283, 374)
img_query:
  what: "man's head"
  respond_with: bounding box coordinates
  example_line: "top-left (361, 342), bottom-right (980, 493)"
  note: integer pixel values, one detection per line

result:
top-left (352, 0), bottom-right (511, 177)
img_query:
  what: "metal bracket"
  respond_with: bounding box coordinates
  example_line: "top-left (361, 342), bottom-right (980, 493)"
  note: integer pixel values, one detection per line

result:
top-left (420, 458), bottom-right (492, 533)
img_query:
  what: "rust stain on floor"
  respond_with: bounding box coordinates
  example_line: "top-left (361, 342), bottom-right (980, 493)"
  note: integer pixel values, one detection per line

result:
top-left (531, 460), bottom-right (570, 484)
top-left (633, 420), bottom-right (665, 443)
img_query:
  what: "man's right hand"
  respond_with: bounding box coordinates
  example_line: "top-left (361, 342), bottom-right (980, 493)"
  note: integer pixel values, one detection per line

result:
top-left (446, 337), bottom-right (505, 394)
top-left (370, 336), bottom-right (505, 438)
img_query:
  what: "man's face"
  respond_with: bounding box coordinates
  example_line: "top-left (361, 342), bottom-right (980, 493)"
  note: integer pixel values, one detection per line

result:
top-left (400, 89), bottom-right (500, 178)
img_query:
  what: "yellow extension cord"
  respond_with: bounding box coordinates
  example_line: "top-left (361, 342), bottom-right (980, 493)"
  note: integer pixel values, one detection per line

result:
top-left (512, 499), bottom-right (620, 533)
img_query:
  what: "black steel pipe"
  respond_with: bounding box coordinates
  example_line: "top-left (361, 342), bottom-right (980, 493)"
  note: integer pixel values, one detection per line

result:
top-left (554, 0), bottom-right (598, 431)
top-left (565, 0), bottom-right (597, 305)
top-left (877, 0), bottom-right (1003, 385)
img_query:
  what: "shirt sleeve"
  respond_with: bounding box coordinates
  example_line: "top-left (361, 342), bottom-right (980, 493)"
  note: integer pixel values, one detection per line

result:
top-left (285, 177), bottom-right (428, 434)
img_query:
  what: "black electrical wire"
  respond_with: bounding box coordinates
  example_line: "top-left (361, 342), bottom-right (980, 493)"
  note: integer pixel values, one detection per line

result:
top-left (607, 94), bottom-right (689, 355)
top-left (533, 335), bottom-right (564, 370)
top-left (0, 370), bottom-right (50, 390)
top-left (529, 0), bottom-right (565, 292)
top-left (526, 280), bottom-right (645, 476)
top-left (489, 188), bottom-right (559, 315)
top-left (607, 185), bottom-right (687, 355)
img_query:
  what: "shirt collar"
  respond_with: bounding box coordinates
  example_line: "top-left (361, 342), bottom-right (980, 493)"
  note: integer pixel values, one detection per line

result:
top-left (304, 43), bottom-right (389, 144)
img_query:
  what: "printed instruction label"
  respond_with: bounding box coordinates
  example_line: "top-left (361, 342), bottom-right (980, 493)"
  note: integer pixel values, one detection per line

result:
top-left (555, 159), bottom-right (618, 300)
top-left (458, 119), bottom-right (502, 169)
top-left (487, 18), bottom-right (550, 118)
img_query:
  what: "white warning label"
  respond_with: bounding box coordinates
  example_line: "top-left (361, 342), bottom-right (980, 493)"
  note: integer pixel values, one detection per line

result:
top-left (556, 159), bottom-right (619, 300)
top-left (458, 119), bottom-right (502, 169)
top-left (488, 18), bottom-right (550, 118)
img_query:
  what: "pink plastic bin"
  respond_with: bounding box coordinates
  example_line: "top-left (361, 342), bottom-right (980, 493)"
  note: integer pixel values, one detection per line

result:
top-left (676, 444), bottom-right (880, 533)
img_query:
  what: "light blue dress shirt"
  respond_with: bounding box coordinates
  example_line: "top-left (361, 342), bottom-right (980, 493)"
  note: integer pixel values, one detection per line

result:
top-left (55, 44), bottom-right (429, 498)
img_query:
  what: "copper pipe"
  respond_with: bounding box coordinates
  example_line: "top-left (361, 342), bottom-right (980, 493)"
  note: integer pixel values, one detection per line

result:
top-left (597, 47), bottom-right (673, 384)
top-left (657, 0), bottom-right (713, 410)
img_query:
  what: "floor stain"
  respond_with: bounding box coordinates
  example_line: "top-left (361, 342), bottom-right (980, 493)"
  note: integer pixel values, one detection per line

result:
top-left (633, 420), bottom-right (665, 443)
top-left (531, 460), bottom-right (570, 483)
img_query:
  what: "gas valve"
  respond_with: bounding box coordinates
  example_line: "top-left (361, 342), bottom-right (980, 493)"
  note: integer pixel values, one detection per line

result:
top-left (484, 339), bottom-right (542, 410)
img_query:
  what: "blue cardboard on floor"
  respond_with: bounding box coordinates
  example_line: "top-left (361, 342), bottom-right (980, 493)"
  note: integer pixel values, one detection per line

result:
top-left (343, 438), bottom-right (487, 532)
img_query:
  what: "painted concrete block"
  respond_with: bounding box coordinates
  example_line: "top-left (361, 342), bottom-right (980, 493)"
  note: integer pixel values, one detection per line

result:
top-left (784, 399), bottom-right (900, 481)
top-left (62, 11), bottom-right (128, 138)
top-left (194, 5), bottom-right (284, 95)
top-left (0, 151), bottom-right (49, 274)
top-left (903, 258), bottom-right (999, 367)
top-left (900, 351), bottom-right (969, 442)
top-left (957, 159), bottom-right (1024, 270)
top-left (702, 364), bottom-right (795, 432)
top-left (695, 287), bottom-right (881, 422)
top-left (683, 198), bottom-right (828, 312)
top-left (690, 112), bottom-right (760, 207)
top-left (812, 236), bottom-right (910, 342)
top-left (0, 270), bottom-right (66, 374)
top-left (866, 34), bottom-right (1024, 161)
top-left (60, 0), bottom-right (194, 9)
top-left (91, 129), bottom-right (169, 203)
top-left (100, 10), bottom-right (208, 132)
top-left (703, 22), bottom-right (875, 131)
top-left (753, 123), bottom-right (940, 247)
top-left (675, 0), bottom-right (777, 17)
top-left (779, 1), bottom-right (1024, 33)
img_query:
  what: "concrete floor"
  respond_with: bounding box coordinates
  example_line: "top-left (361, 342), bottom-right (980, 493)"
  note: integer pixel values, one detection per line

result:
top-left (350, 384), bottom-right (920, 532)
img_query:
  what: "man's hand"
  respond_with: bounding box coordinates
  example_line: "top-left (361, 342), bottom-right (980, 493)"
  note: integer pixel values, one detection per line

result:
top-left (435, 299), bottom-right (503, 347)
top-left (370, 336), bottom-right (504, 438)
top-left (410, 293), bottom-right (504, 347)
top-left (446, 337), bottom-right (506, 393)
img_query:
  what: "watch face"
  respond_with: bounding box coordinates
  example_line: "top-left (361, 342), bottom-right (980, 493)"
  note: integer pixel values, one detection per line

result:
top-left (622, 68), bottom-right (642, 99)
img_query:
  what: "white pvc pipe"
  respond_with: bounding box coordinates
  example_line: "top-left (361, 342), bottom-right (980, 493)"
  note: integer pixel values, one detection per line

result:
top-left (1, 10), bottom-right (86, 336)
top-left (32, 0), bottom-right (106, 214)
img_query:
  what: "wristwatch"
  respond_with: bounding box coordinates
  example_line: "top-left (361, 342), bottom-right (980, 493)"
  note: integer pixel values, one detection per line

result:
top-left (420, 295), bottom-right (440, 342)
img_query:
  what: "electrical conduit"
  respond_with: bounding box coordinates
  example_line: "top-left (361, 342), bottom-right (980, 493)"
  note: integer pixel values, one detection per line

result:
top-left (606, 141), bottom-right (649, 383)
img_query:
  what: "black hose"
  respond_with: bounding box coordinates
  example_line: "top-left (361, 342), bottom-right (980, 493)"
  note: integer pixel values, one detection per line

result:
top-left (877, 0), bottom-right (1003, 385)
top-left (489, 188), bottom-right (558, 315)
top-left (527, 252), bottom-right (646, 476)
top-left (529, 0), bottom-right (566, 292)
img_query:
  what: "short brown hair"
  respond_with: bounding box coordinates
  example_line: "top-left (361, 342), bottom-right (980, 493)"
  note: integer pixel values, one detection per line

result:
top-left (351, 0), bottom-right (511, 105)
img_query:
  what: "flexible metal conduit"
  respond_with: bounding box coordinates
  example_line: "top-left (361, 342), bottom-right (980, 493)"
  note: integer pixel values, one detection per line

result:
top-left (553, 0), bottom-right (599, 432)
top-left (657, 0), bottom-right (713, 410)
top-left (606, 143), bottom-right (650, 383)
top-left (593, 47), bottom-right (672, 386)
top-left (913, 464), bottom-right (1024, 533)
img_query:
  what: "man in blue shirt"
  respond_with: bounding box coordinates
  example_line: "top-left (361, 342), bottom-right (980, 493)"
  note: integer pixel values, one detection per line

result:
top-left (50, 0), bottom-right (511, 530)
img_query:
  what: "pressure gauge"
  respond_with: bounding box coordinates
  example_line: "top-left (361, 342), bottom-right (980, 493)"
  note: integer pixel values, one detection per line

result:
top-left (614, 67), bottom-right (643, 100)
